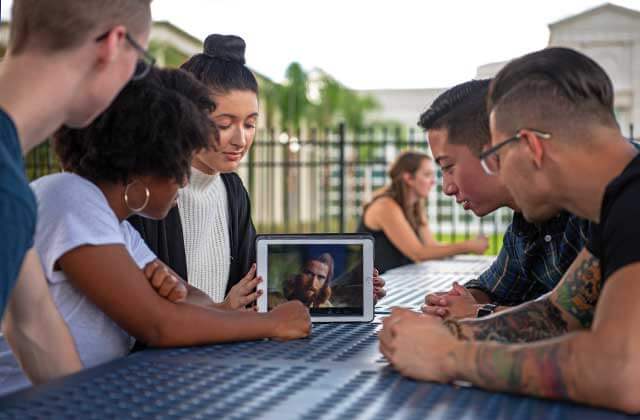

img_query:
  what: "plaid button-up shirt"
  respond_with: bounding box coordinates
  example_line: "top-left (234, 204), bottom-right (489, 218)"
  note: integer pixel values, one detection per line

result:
top-left (465, 211), bottom-right (591, 306)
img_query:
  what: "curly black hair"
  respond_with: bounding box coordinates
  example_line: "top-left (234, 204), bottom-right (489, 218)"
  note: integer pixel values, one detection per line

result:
top-left (54, 67), bottom-right (215, 184)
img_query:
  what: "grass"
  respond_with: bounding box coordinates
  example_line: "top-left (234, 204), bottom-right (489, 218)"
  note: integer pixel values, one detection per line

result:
top-left (256, 221), bottom-right (504, 256)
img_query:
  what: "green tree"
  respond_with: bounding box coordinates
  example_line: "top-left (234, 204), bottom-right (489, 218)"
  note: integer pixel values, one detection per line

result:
top-left (278, 62), bottom-right (310, 132)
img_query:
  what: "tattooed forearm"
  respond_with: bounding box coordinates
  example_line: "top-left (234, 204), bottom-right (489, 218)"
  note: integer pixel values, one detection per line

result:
top-left (460, 298), bottom-right (568, 343)
top-left (553, 255), bottom-right (600, 328)
top-left (473, 339), bottom-right (575, 399)
top-left (459, 253), bottom-right (601, 344)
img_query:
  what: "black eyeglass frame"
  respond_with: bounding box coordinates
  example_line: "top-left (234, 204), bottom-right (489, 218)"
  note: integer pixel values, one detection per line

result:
top-left (479, 129), bottom-right (551, 175)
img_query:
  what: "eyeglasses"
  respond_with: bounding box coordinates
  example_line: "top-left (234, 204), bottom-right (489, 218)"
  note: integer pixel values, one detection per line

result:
top-left (479, 129), bottom-right (551, 175)
top-left (95, 30), bottom-right (156, 81)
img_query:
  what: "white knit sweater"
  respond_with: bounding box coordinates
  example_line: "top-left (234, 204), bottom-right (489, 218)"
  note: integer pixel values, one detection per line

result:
top-left (177, 167), bottom-right (230, 302)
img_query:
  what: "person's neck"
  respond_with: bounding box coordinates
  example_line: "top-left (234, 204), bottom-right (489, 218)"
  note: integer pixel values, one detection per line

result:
top-left (558, 133), bottom-right (637, 223)
top-left (0, 52), bottom-right (86, 155)
top-left (191, 158), bottom-right (220, 176)
top-left (406, 190), bottom-right (419, 206)
top-left (95, 181), bottom-right (131, 222)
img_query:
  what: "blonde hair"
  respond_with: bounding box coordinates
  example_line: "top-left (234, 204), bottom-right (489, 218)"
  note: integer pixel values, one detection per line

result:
top-left (366, 150), bottom-right (432, 232)
top-left (9, 0), bottom-right (152, 55)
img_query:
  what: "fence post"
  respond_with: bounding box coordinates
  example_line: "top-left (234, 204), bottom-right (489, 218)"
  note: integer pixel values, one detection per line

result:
top-left (338, 122), bottom-right (346, 233)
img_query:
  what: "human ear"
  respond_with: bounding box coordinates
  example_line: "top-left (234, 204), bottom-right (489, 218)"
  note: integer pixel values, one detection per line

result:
top-left (402, 171), bottom-right (414, 186)
top-left (521, 130), bottom-right (545, 169)
top-left (95, 25), bottom-right (127, 66)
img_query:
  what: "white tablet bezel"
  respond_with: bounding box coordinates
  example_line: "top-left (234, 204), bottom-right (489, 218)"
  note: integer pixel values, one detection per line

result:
top-left (256, 235), bottom-right (374, 323)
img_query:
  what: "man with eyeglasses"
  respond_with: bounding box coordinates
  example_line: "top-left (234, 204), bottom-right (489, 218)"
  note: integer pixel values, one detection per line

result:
top-left (0, 0), bottom-right (152, 388)
top-left (418, 79), bottom-right (590, 322)
top-left (380, 47), bottom-right (640, 413)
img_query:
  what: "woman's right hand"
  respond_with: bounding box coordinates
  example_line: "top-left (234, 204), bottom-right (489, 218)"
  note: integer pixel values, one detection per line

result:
top-left (222, 264), bottom-right (263, 310)
top-left (464, 236), bottom-right (489, 255)
top-left (268, 301), bottom-right (312, 341)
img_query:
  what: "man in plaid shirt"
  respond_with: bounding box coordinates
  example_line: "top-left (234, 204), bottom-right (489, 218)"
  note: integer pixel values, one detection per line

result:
top-left (418, 79), bottom-right (591, 319)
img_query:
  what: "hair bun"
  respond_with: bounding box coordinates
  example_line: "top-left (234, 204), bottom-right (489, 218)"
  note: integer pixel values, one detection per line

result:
top-left (203, 34), bottom-right (246, 65)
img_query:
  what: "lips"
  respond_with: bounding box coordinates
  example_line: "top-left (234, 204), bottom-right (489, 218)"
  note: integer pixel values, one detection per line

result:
top-left (223, 151), bottom-right (244, 161)
top-left (456, 198), bottom-right (472, 210)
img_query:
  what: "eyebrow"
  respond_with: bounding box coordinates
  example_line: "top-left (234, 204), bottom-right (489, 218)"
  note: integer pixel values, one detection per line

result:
top-left (214, 112), bottom-right (259, 119)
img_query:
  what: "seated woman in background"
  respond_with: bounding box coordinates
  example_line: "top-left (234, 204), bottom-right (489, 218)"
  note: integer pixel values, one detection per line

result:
top-left (129, 34), bottom-right (386, 306)
top-left (358, 151), bottom-right (488, 273)
top-left (0, 68), bottom-right (311, 396)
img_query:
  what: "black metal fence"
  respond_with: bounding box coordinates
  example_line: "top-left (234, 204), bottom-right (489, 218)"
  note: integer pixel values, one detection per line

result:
top-left (238, 124), bottom-right (513, 254)
top-left (30, 124), bottom-right (580, 256)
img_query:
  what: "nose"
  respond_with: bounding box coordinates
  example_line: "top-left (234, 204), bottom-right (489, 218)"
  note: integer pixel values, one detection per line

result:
top-left (442, 174), bottom-right (458, 196)
top-left (230, 125), bottom-right (247, 149)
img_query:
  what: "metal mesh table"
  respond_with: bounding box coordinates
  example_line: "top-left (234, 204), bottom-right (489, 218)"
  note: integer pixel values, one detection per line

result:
top-left (0, 257), bottom-right (632, 419)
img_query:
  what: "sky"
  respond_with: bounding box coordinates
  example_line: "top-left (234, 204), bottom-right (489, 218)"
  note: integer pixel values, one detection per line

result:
top-left (2, 0), bottom-right (640, 89)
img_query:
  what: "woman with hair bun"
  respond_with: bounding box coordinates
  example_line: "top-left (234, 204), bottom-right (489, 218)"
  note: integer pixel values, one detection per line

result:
top-left (130, 35), bottom-right (387, 308)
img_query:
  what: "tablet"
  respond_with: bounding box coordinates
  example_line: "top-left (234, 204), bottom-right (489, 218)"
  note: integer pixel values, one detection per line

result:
top-left (256, 234), bottom-right (374, 322)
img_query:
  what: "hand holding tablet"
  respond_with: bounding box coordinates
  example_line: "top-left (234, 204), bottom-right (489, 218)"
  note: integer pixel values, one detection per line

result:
top-left (256, 234), bottom-right (375, 322)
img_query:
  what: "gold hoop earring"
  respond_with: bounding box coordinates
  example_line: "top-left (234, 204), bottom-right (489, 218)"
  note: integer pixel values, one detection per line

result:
top-left (124, 180), bottom-right (150, 213)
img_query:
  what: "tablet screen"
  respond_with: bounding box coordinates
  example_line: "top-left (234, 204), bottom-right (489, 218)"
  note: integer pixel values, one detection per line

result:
top-left (267, 243), bottom-right (364, 316)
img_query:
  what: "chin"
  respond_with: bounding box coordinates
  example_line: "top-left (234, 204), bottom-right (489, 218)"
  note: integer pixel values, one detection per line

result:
top-left (65, 110), bottom-right (101, 129)
top-left (220, 162), bottom-right (240, 173)
top-left (521, 205), bottom-right (559, 223)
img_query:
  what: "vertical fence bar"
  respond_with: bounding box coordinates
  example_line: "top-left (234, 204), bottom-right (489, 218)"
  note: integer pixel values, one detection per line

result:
top-left (283, 132), bottom-right (290, 233)
top-left (310, 128), bottom-right (318, 232)
top-left (296, 127), bottom-right (303, 233)
top-left (338, 122), bottom-right (346, 233)
top-left (323, 127), bottom-right (331, 232)
top-left (268, 128), bottom-right (276, 233)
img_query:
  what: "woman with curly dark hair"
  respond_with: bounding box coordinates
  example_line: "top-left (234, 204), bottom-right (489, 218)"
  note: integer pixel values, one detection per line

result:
top-left (0, 68), bottom-right (311, 395)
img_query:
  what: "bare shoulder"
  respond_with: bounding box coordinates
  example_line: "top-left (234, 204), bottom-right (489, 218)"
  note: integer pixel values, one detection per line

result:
top-left (369, 196), bottom-right (402, 213)
top-left (365, 197), bottom-right (404, 229)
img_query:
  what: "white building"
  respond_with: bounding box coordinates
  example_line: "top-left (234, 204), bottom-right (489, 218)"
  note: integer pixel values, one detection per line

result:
top-left (358, 88), bottom-right (445, 128)
top-left (365, 3), bottom-right (640, 138)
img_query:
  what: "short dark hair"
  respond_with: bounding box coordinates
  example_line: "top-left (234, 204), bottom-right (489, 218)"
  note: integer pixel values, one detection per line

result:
top-left (418, 79), bottom-right (491, 155)
top-left (180, 34), bottom-right (259, 96)
top-left (488, 47), bottom-right (617, 137)
top-left (54, 68), bottom-right (214, 184)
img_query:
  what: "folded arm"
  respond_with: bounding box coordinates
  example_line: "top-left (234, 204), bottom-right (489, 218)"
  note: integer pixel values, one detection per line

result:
top-left (58, 244), bottom-right (289, 347)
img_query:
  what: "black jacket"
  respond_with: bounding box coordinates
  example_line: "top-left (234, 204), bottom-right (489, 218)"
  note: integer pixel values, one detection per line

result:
top-left (128, 172), bottom-right (257, 296)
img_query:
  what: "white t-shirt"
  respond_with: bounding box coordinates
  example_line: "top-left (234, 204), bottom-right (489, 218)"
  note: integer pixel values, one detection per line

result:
top-left (0, 173), bottom-right (156, 395)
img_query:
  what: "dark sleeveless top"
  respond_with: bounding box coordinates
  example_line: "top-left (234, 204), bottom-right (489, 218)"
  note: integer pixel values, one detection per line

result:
top-left (356, 199), bottom-right (415, 273)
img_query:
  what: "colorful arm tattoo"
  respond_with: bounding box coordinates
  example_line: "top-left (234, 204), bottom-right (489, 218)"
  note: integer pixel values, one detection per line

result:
top-left (459, 253), bottom-right (601, 343)
top-left (473, 338), bottom-right (576, 399)
top-left (461, 299), bottom-right (567, 343)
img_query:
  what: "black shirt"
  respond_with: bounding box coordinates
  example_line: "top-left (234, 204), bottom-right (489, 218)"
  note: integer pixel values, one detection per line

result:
top-left (356, 206), bottom-right (414, 273)
top-left (586, 153), bottom-right (640, 282)
top-left (128, 172), bottom-right (256, 295)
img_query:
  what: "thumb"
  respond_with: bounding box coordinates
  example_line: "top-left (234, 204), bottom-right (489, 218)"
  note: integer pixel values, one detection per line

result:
top-left (452, 282), bottom-right (469, 295)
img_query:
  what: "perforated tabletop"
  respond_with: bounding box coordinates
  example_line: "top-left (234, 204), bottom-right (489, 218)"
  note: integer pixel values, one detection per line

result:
top-left (0, 257), bottom-right (632, 419)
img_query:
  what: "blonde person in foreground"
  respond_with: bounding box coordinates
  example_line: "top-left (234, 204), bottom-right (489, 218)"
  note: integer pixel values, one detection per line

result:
top-left (0, 0), bottom-right (153, 386)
